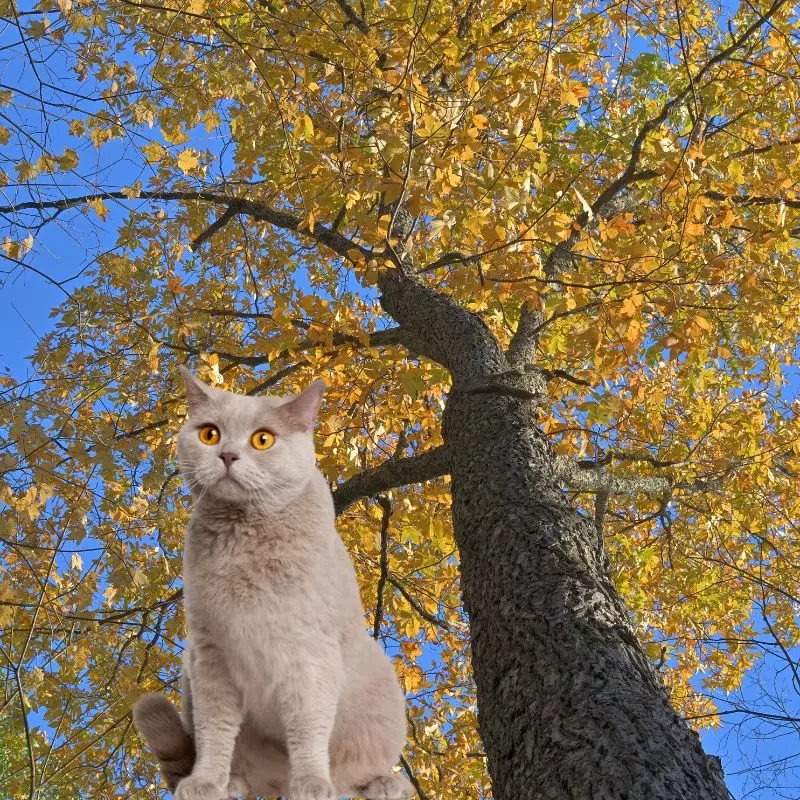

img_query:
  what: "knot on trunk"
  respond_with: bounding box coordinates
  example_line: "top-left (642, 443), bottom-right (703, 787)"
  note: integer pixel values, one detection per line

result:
top-left (454, 365), bottom-right (548, 402)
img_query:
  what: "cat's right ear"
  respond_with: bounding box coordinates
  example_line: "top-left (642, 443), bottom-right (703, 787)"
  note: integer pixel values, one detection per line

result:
top-left (179, 366), bottom-right (213, 415)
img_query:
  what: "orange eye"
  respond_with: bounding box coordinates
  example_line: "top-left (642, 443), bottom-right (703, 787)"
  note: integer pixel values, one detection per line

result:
top-left (198, 425), bottom-right (220, 445)
top-left (251, 430), bottom-right (275, 450)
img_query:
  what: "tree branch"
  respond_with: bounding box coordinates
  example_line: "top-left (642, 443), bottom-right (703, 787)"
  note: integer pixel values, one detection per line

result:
top-left (703, 190), bottom-right (800, 210)
top-left (507, 2), bottom-right (786, 364)
top-left (506, 304), bottom-right (544, 368)
top-left (377, 268), bottom-right (506, 380)
top-left (372, 496), bottom-right (392, 640)
top-left (333, 445), bottom-right (451, 515)
top-left (596, 0), bottom-right (787, 215)
top-left (335, 0), bottom-right (369, 33)
top-left (400, 754), bottom-right (428, 800)
top-left (388, 574), bottom-right (452, 632)
top-left (4, 189), bottom-right (506, 386)
top-left (553, 455), bottom-right (673, 497)
top-left (0, 190), bottom-right (370, 262)
top-left (190, 205), bottom-right (238, 250)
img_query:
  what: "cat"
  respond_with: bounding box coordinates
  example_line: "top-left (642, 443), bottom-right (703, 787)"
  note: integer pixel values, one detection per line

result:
top-left (133, 368), bottom-right (414, 800)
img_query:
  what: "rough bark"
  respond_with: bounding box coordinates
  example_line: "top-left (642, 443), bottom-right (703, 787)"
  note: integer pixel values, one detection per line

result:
top-left (378, 268), bottom-right (731, 800)
top-left (443, 389), bottom-right (728, 799)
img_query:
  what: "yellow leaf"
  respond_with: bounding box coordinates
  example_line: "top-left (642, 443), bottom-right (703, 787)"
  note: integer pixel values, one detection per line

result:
top-left (121, 182), bottom-right (142, 199)
top-left (71, 552), bottom-right (83, 570)
top-left (58, 148), bottom-right (79, 170)
top-left (167, 274), bottom-right (185, 294)
top-left (132, 569), bottom-right (148, 588)
top-left (142, 142), bottom-right (165, 163)
top-left (15, 161), bottom-right (37, 182)
top-left (561, 90), bottom-right (579, 106)
top-left (177, 148), bottom-right (200, 173)
top-left (1, 236), bottom-right (19, 259)
top-left (693, 315), bottom-right (712, 332)
top-left (727, 160), bottom-right (745, 184)
top-left (87, 197), bottom-right (109, 220)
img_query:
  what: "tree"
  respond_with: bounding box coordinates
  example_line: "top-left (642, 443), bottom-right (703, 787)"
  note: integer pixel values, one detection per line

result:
top-left (2, 0), bottom-right (800, 797)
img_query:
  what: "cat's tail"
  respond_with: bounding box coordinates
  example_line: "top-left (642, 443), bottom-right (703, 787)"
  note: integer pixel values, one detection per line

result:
top-left (133, 693), bottom-right (195, 791)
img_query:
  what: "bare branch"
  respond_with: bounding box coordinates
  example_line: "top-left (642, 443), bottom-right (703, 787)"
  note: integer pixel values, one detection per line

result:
top-left (0, 190), bottom-right (370, 262)
top-left (333, 445), bottom-right (451, 515)
top-left (400, 754), bottom-right (429, 800)
top-left (553, 455), bottom-right (673, 497)
top-left (190, 206), bottom-right (238, 250)
top-left (372, 496), bottom-right (392, 640)
top-left (703, 190), bottom-right (800, 210)
top-left (335, 0), bottom-right (369, 33)
top-left (540, 368), bottom-right (593, 388)
top-left (388, 574), bottom-right (452, 633)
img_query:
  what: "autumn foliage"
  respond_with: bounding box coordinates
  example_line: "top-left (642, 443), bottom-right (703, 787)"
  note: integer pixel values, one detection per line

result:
top-left (1, 0), bottom-right (800, 796)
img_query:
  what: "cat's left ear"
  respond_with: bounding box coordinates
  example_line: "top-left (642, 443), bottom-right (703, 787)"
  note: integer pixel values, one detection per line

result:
top-left (179, 366), bottom-right (213, 415)
top-left (282, 379), bottom-right (326, 430)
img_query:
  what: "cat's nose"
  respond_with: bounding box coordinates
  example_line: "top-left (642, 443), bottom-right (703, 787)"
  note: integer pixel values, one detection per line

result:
top-left (219, 452), bottom-right (240, 470)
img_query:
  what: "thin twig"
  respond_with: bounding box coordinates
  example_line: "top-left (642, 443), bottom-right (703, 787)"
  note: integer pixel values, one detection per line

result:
top-left (372, 496), bottom-right (392, 639)
top-left (400, 753), bottom-right (428, 800)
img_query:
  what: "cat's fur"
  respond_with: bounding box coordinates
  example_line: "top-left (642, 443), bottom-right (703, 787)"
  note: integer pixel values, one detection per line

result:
top-left (133, 369), bottom-right (413, 800)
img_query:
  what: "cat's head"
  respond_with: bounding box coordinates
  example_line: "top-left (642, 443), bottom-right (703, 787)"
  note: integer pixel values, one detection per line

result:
top-left (175, 367), bottom-right (325, 508)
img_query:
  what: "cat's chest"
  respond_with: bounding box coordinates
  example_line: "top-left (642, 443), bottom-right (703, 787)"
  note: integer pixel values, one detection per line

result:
top-left (188, 522), bottom-right (307, 594)
top-left (187, 531), bottom-right (322, 623)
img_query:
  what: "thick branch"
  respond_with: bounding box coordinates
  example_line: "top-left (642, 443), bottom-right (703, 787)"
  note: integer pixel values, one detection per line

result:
top-left (553, 456), bottom-right (672, 497)
top-left (377, 268), bottom-right (506, 380)
top-left (506, 304), bottom-right (544, 368)
top-left (0, 190), bottom-right (370, 262)
top-left (372, 496), bottom-right (392, 639)
top-left (332, 445), bottom-right (451, 515)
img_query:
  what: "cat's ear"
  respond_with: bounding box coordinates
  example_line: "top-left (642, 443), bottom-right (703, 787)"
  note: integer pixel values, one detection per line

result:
top-left (179, 366), bottom-right (213, 415)
top-left (282, 379), bottom-right (326, 430)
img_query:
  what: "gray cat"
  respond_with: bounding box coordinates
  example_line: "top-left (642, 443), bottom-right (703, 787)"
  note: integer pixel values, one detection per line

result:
top-left (133, 368), bottom-right (413, 800)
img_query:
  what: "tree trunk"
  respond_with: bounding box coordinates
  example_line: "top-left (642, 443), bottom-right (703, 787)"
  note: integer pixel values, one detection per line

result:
top-left (376, 268), bottom-right (730, 799)
top-left (443, 386), bottom-right (729, 799)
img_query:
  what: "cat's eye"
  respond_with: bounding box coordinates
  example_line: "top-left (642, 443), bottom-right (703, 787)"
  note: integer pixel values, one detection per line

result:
top-left (251, 429), bottom-right (276, 451)
top-left (198, 425), bottom-right (220, 445)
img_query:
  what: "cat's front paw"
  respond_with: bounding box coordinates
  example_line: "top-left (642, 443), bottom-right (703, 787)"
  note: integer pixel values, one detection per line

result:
top-left (360, 774), bottom-right (415, 800)
top-left (289, 774), bottom-right (336, 800)
top-left (175, 774), bottom-right (226, 800)
top-left (226, 774), bottom-right (250, 798)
